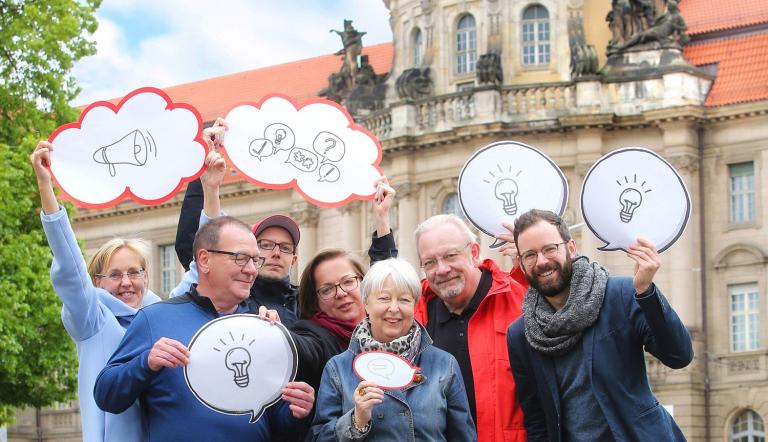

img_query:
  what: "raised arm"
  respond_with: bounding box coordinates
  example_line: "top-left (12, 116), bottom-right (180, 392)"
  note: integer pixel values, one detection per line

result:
top-left (31, 141), bottom-right (104, 341)
top-left (368, 176), bottom-right (398, 264)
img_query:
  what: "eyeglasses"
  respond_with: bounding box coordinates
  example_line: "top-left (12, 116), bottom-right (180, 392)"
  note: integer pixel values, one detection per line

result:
top-left (420, 242), bottom-right (471, 272)
top-left (207, 250), bottom-right (266, 268)
top-left (257, 239), bottom-right (295, 255)
top-left (95, 269), bottom-right (145, 282)
top-left (519, 242), bottom-right (567, 267)
top-left (316, 275), bottom-right (361, 300)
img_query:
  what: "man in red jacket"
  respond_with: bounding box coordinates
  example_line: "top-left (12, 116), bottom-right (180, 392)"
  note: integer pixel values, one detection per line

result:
top-left (413, 214), bottom-right (528, 442)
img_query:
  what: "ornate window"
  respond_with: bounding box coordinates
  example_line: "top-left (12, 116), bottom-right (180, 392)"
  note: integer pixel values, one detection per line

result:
top-left (413, 28), bottom-right (423, 66)
top-left (456, 15), bottom-right (477, 74)
top-left (159, 244), bottom-right (177, 297)
top-left (731, 410), bottom-right (765, 442)
top-left (730, 283), bottom-right (760, 352)
top-left (730, 161), bottom-right (756, 224)
top-left (522, 4), bottom-right (550, 66)
top-left (442, 192), bottom-right (464, 218)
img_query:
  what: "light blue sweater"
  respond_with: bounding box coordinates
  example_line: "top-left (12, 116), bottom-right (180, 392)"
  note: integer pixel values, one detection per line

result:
top-left (41, 207), bottom-right (161, 442)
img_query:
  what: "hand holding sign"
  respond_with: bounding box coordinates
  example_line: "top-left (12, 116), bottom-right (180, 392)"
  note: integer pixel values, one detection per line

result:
top-left (184, 314), bottom-right (297, 423)
top-left (352, 351), bottom-right (418, 389)
top-left (580, 147), bottom-right (691, 253)
top-left (458, 141), bottom-right (568, 248)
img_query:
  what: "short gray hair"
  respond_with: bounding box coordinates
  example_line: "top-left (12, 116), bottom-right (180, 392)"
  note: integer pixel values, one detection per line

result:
top-left (414, 214), bottom-right (478, 258)
top-left (360, 259), bottom-right (422, 304)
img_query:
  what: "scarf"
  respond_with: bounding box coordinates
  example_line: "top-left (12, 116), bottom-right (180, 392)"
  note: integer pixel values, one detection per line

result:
top-left (523, 255), bottom-right (609, 356)
top-left (353, 317), bottom-right (422, 362)
top-left (308, 311), bottom-right (357, 347)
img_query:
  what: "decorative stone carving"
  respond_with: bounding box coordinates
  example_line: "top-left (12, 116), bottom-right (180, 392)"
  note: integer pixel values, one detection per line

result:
top-left (476, 53), bottom-right (503, 86)
top-left (396, 182), bottom-right (419, 200)
top-left (666, 153), bottom-right (700, 174)
top-left (568, 9), bottom-right (599, 78)
top-left (396, 67), bottom-right (433, 101)
top-left (339, 200), bottom-right (363, 215)
top-left (318, 20), bottom-right (388, 116)
top-left (290, 204), bottom-right (319, 227)
top-left (607, 0), bottom-right (689, 55)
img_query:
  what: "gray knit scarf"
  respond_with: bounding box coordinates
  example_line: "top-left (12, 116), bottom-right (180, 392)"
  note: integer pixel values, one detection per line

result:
top-left (523, 255), bottom-right (609, 356)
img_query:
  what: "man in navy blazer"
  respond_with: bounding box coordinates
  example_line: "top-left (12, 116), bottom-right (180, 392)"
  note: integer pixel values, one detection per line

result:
top-left (506, 209), bottom-right (692, 441)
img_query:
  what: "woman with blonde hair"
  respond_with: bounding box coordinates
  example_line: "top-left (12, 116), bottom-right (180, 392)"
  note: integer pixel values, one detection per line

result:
top-left (31, 141), bottom-right (161, 442)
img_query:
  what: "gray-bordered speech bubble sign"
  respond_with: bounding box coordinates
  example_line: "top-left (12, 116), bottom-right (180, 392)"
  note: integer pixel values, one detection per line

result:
top-left (458, 141), bottom-right (568, 248)
top-left (580, 147), bottom-right (691, 253)
top-left (184, 314), bottom-right (297, 423)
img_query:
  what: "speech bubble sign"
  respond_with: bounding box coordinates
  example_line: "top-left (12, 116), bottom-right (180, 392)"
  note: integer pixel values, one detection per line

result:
top-left (249, 138), bottom-right (275, 161)
top-left (184, 314), bottom-right (297, 423)
top-left (458, 141), bottom-right (568, 248)
top-left (223, 94), bottom-right (382, 208)
top-left (48, 87), bottom-right (207, 208)
top-left (580, 147), bottom-right (691, 252)
top-left (352, 351), bottom-right (417, 389)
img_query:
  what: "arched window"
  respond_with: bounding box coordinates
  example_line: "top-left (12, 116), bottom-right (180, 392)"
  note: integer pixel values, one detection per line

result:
top-left (731, 410), bottom-right (765, 442)
top-left (522, 5), bottom-right (550, 66)
top-left (456, 15), bottom-right (477, 74)
top-left (413, 28), bottom-right (423, 66)
top-left (442, 192), bottom-right (464, 218)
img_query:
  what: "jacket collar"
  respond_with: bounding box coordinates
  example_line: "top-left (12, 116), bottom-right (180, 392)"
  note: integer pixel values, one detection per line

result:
top-left (98, 289), bottom-right (162, 318)
top-left (418, 258), bottom-right (511, 310)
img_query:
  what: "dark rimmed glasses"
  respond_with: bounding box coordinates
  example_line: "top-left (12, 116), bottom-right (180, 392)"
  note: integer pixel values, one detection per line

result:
top-left (207, 250), bottom-right (266, 268)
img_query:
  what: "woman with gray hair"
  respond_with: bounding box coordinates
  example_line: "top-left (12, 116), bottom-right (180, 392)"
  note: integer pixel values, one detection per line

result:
top-left (309, 258), bottom-right (477, 441)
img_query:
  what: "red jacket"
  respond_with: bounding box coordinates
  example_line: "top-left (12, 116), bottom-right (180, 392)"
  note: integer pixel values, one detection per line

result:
top-left (415, 259), bottom-right (528, 442)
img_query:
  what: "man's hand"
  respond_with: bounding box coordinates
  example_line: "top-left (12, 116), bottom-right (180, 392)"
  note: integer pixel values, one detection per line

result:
top-left (627, 238), bottom-right (661, 294)
top-left (372, 176), bottom-right (395, 237)
top-left (147, 337), bottom-right (190, 372)
top-left (257, 306), bottom-right (280, 324)
top-left (282, 381), bottom-right (315, 419)
top-left (201, 150), bottom-right (226, 190)
top-left (202, 117), bottom-right (228, 151)
top-left (496, 222), bottom-right (520, 269)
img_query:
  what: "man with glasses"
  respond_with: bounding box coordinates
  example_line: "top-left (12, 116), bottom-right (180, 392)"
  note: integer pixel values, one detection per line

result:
top-left (95, 216), bottom-right (316, 441)
top-left (413, 214), bottom-right (528, 442)
top-left (506, 209), bottom-right (692, 441)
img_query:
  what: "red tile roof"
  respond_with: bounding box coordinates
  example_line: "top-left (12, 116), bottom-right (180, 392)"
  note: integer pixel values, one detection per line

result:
top-left (163, 43), bottom-right (393, 123)
top-left (680, 0), bottom-right (768, 36)
top-left (684, 31), bottom-right (768, 106)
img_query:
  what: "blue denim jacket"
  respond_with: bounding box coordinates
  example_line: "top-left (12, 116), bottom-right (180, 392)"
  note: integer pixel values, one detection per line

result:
top-left (309, 322), bottom-right (477, 442)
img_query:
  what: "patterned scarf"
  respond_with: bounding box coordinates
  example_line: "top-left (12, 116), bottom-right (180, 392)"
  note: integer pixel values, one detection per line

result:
top-left (523, 255), bottom-right (609, 356)
top-left (353, 317), bottom-right (422, 362)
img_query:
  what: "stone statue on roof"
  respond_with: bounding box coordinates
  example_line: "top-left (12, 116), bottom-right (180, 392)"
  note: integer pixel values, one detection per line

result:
top-left (606, 0), bottom-right (689, 54)
top-left (330, 20), bottom-right (367, 81)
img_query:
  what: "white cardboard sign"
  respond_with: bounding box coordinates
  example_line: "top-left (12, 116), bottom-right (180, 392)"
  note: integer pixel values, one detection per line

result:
top-left (580, 147), bottom-right (691, 252)
top-left (48, 87), bottom-right (207, 208)
top-left (352, 351), bottom-right (418, 390)
top-left (223, 95), bottom-right (383, 207)
top-left (458, 141), bottom-right (568, 247)
top-left (184, 314), bottom-right (297, 423)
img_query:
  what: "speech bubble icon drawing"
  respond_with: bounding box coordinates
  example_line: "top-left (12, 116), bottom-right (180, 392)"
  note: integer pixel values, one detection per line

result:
top-left (580, 147), bottom-right (691, 253)
top-left (353, 351), bottom-right (417, 389)
top-left (285, 148), bottom-right (319, 173)
top-left (264, 123), bottom-right (295, 151)
top-left (458, 141), bottom-right (568, 248)
top-left (185, 314), bottom-right (297, 423)
top-left (312, 131), bottom-right (345, 163)
top-left (249, 138), bottom-right (275, 160)
top-left (317, 163), bottom-right (340, 183)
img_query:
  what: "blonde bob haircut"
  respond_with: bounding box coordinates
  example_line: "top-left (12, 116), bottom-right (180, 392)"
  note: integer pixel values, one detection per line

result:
top-left (360, 258), bottom-right (422, 304)
top-left (86, 238), bottom-right (151, 285)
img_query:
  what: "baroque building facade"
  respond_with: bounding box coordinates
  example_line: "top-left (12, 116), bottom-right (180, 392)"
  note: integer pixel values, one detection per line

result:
top-left (9, 0), bottom-right (768, 440)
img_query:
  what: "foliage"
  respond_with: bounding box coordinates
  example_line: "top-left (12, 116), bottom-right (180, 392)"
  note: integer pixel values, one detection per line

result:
top-left (0, 0), bottom-right (101, 425)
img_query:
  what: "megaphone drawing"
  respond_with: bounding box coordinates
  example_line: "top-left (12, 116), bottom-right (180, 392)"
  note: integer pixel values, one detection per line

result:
top-left (93, 129), bottom-right (156, 177)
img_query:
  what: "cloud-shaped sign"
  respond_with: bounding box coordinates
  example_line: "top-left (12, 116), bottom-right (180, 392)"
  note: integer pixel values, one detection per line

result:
top-left (184, 314), bottom-right (297, 423)
top-left (223, 95), bottom-right (382, 207)
top-left (458, 141), bottom-right (568, 248)
top-left (48, 87), bottom-right (207, 208)
top-left (581, 147), bottom-right (691, 252)
top-left (353, 351), bottom-right (417, 389)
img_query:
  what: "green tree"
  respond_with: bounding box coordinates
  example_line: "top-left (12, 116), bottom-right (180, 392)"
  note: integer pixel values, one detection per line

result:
top-left (0, 0), bottom-right (101, 424)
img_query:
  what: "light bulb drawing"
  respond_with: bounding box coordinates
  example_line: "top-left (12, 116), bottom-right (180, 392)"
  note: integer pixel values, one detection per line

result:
top-left (274, 129), bottom-right (287, 146)
top-left (495, 179), bottom-right (519, 215)
top-left (483, 164), bottom-right (522, 216)
top-left (224, 347), bottom-right (252, 388)
top-left (213, 331), bottom-right (257, 389)
top-left (616, 174), bottom-right (652, 223)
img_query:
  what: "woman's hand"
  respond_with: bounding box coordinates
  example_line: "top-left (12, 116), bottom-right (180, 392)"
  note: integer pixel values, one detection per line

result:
top-left (372, 176), bottom-right (395, 237)
top-left (29, 141), bottom-right (59, 214)
top-left (353, 380), bottom-right (383, 429)
top-left (202, 117), bottom-right (228, 151)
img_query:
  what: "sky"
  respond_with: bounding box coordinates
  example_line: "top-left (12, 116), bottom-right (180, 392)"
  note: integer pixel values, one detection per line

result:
top-left (72, 0), bottom-right (393, 105)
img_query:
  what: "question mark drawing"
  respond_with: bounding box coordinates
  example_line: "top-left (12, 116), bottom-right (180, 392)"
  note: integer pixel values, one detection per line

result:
top-left (312, 131), bottom-right (345, 163)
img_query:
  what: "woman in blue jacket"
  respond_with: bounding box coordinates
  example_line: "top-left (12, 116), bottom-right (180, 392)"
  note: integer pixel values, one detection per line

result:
top-left (309, 258), bottom-right (477, 442)
top-left (31, 141), bottom-right (160, 442)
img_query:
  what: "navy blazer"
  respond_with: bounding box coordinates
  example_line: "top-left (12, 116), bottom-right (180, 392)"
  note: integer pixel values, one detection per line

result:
top-left (506, 277), bottom-right (693, 442)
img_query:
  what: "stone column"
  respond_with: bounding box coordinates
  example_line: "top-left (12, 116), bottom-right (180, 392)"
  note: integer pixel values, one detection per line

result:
top-left (339, 201), bottom-right (363, 257)
top-left (573, 127), bottom-right (605, 261)
top-left (396, 183), bottom-right (420, 268)
top-left (290, 202), bottom-right (319, 278)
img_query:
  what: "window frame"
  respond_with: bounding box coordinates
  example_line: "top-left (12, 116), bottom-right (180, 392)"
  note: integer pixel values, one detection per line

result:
top-left (159, 244), bottom-right (178, 297)
top-left (521, 4), bottom-right (551, 68)
top-left (729, 282), bottom-right (761, 352)
top-left (455, 14), bottom-right (477, 75)
top-left (730, 409), bottom-right (766, 442)
top-left (729, 161), bottom-right (756, 225)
